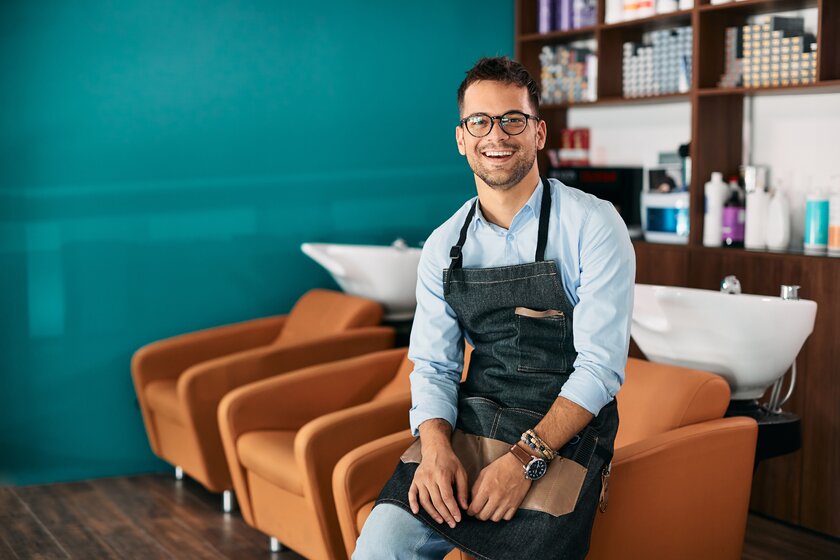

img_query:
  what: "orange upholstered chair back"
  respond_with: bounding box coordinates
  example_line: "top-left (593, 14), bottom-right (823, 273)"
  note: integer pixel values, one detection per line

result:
top-left (614, 358), bottom-right (731, 449)
top-left (372, 344), bottom-right (474, 402)
top-left (274, 289), bottom-right (383, 346)
top-left (371, 356), bottom-right (415, 401)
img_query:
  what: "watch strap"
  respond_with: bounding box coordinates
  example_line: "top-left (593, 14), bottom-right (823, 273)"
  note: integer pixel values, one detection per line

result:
top-left (509, 442), bottom-right (536, 467)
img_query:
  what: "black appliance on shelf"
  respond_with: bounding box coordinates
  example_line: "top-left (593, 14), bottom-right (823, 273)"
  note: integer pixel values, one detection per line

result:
top-left (548, 166), bottom-right (643, 238)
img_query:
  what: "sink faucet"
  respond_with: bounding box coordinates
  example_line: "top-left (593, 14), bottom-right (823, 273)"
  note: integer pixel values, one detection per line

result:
top-left (720, 275), bottom-right (741, 294)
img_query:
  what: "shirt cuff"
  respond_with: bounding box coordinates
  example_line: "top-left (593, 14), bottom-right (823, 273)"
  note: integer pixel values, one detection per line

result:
top-left (558, 368), bottom-right (615, 417)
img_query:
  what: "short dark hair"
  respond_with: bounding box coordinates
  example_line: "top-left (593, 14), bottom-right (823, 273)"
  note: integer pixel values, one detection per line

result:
top-left (457, 56), bottom-right (540, 115)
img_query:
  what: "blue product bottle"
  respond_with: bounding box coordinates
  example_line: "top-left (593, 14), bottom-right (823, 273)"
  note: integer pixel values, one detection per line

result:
top-left (804, 194), bottom-right (829, 254)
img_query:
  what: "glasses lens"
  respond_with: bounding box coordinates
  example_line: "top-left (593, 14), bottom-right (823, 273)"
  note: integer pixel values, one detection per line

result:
top-left (465, 115), bottom-right (492, 137)
top-left (499, 112), bottom-right (528, 135)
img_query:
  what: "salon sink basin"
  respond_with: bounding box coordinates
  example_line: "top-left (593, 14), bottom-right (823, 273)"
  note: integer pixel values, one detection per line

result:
top-left (301, 241), bottom-right (422, 321)
top-left (631, 284), bottom-right (817, 400)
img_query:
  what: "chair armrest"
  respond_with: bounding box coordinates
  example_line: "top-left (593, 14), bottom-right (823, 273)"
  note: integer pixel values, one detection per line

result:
top-left (588, 416), bottom-right (758, 560)
top-left (131, 314), bottom-right (287, 387)
top-left (294, 394), bottom-right (412, 556)
top-left (332, 429), bottom-right (416, 558)
top-left (218, 348), bottom-right (408, 439)
top-left (296, 394), bottom-right (412, 493)
top-left (179, 326), bottom-right (395, 413)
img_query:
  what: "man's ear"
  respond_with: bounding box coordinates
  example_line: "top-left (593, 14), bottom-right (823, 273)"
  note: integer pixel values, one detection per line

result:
top-left (536, 119), bottom-right (547, 151)
top-left (455, 125), bottom-right (466, 156)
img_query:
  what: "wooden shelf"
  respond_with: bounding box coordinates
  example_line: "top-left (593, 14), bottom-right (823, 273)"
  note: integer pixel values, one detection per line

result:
top-left (542, 101), bottom-right (597, 110)
top-left (596, 93), bottom-right (692, 104)
top-left (697, 80), bottom-right (840, 96)
top-left (517, 0), bottom-right (840, 537)
top-left (519, 26), bottom-right (597, 42)
top-left (698, 0), bottom-right (819, 14)
top-left (542, 92), bottom-right (691, 110)
top-left (634, 239), bottom-right (840, 261)
top-left (518, 9), bottom-right (694, 39)
top-left (601, 9), bottom-right (693, 31)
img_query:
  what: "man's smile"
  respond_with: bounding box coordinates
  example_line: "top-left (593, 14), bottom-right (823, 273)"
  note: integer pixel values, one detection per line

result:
top-left (480, 147), bottom-right (516, 163)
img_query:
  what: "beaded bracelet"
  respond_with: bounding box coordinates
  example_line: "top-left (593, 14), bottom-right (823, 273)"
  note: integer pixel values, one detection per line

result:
top-left (521, 432), bottom-right (553, 461)
top-left (521, 429), bottom-right (556, 462)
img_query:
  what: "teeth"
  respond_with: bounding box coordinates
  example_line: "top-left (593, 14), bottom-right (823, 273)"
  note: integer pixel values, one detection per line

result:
top-left (484, 151), bottom-right (513, 157)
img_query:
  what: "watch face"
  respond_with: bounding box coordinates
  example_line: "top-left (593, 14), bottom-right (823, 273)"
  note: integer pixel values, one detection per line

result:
top-left (526, 458), bottom-right (547, 480)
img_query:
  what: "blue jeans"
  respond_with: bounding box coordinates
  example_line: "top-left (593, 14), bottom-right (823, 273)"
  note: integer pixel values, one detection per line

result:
top-left (353, 503), bottom-right (455, 559)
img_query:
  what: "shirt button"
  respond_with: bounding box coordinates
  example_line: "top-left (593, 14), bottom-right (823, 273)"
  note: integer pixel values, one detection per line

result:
top-left (506, 234), bottom-right (515, 241)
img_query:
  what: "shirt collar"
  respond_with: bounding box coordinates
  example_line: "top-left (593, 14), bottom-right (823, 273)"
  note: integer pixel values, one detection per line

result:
top-left (472, 178), bottom-right (545, 232)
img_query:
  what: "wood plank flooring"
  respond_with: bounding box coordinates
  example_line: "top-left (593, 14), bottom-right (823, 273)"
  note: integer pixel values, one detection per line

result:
top-left (1, 473), bottom-right (838, 559)
top-left (0, 474), bottom-right (304, 560)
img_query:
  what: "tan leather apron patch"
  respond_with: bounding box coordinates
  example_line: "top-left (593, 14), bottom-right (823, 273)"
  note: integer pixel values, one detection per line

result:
top-left (400, 430), bottom-right (587, 517)
top-left (514, 307), bottom-right (564, 319)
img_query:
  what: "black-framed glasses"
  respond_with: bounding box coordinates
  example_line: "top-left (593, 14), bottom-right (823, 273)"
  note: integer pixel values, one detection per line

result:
top-left (459, 111), bottom-right (539, 137)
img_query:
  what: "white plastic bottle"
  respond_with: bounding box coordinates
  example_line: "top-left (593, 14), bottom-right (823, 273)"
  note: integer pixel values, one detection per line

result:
top-left (744, 166), bottom-right (769, 249)
top-left (703, 171), bottom-right (728, 247)
top-left (765, 189), bottom-right (791, 251)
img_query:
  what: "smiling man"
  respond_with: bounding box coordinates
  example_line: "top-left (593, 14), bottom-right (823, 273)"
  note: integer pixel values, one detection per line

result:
top-left (353, 57), bottom-right (635, 559)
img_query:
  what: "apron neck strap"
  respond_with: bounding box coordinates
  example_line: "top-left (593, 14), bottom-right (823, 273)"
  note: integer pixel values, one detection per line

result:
top-left (448, 200), bottom-right (477, 272)
top-left (447, 177), bottom-right (552, 272)
top-left (535, 177), bottom-right (551, 262)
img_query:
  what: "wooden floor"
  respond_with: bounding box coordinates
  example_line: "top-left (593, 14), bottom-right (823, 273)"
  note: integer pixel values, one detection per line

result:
top-left (1, 473), bottom-right (838, 559)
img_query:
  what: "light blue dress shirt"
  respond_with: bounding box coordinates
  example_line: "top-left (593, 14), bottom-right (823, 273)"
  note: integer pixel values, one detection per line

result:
top-left (408, 178), bottom-right (635, 436)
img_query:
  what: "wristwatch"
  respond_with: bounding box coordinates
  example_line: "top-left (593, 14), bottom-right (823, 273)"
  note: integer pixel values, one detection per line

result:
top-left (509, 442), bottom-right (548, 481)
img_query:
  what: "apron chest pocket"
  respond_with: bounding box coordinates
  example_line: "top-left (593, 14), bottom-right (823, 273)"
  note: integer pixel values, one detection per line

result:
top-left (515, 307), bottom-right (568, 373)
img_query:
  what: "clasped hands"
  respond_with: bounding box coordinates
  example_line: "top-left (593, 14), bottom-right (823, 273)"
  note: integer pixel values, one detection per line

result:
top-left (408, 445), bottom-right (530, 527)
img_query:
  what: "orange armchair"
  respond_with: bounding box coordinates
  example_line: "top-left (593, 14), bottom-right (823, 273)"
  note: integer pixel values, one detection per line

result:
top-left (130, 289), bottom-right (394, 505)
top-left (217, 345), bottom-right (473, 560)
top-left (217, 348), bottom-right (410, 560)
top-left (332, 358), bottom-right (758, 560)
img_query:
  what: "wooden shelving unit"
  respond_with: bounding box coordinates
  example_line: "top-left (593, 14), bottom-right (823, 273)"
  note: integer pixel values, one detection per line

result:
top-left (515, 0), bottom-right (840, 539)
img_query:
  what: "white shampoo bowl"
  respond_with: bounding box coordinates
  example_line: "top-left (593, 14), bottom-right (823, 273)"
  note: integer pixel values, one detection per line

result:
top-left (631, 284), bottom-right (817, 400)
top-left (301, 241), bottom-right (422, 321)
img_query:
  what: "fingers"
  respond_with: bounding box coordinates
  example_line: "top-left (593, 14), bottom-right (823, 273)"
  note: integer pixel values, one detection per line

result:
top-left (503, 508), bottom-right (516, 521)
top-left (454, 467), bottom-right (469, 510)
top-left (466, 489), bottom-right (487, 517)
top-left (417, 486), bottom-right (443, 523)
top-left (437, 482), bottom-right (462, 525)
top-left (417, 483), bottom-right (457, 528)
top-left (408, 482), bottom-right (419, 515)
top-left (417, 485), bottom-right (444, 525)
top-left (428, 485), bottom-right (457, 528)
top-left (476, 497), bottom-right (496, 521)
top-left (490, 506), bottom-right (508, 522)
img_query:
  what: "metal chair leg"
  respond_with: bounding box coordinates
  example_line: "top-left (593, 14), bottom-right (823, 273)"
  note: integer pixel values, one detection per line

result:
top-left (222, 490), bottom-right (236, 513)
top-left (174, 466), bottom-right (184, 481)
top-left (270, 537), bottom-right (284, 552)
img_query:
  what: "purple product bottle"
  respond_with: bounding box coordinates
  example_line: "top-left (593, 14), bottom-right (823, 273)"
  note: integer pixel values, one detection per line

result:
top-left (722, 183), bottom-right (745, 247)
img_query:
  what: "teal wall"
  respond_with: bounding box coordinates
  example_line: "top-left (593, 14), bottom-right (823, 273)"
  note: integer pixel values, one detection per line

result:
top-left (0, 0), bottom-right (513, 485)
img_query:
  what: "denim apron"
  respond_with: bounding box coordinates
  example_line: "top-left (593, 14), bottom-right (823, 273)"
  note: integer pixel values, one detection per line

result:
top-left (377, 180), bottom-right (619, 560)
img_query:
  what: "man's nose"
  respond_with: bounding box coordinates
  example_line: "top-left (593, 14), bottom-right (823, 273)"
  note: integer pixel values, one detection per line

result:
top-left (487, 119), bottom-right (511, 141)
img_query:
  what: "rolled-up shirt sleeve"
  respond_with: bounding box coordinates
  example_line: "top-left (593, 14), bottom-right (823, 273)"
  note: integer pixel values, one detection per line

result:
top-left (559, 201), bottom-right (635, 416)
top-left (408, 233), bottom-right (465, 436)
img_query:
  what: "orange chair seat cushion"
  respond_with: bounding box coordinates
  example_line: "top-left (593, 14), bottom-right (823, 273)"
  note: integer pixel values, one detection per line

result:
top-left (144, 380), bottom-right (183, 424)
top-left (236, 430), bottom-right (303, 496)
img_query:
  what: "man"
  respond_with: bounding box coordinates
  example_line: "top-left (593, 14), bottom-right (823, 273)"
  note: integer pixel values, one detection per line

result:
top-left (354, 56), bottom-right (635, 559)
